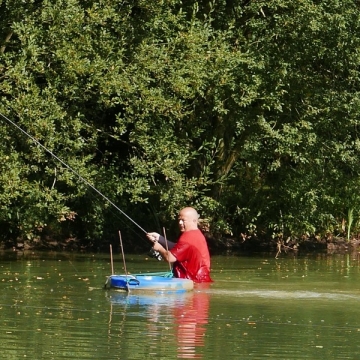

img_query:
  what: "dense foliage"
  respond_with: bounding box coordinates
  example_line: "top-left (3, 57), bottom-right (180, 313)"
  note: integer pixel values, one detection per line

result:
top-left (1, 0), bottom-right (360, 250)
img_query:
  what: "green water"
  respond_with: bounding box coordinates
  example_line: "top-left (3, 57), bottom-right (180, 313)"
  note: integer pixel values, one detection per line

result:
top-left (1, 251), bottom-right (360, 359)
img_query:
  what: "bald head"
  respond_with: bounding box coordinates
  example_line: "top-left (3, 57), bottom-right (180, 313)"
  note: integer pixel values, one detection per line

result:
top-left (178, 207), bottom-right (200, 232)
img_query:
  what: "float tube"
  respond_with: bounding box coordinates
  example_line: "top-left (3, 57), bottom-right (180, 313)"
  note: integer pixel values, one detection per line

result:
top-left (104, 272), bottom-right (194, 293)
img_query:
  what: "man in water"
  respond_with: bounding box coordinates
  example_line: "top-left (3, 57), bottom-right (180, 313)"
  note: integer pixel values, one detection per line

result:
top-left (146, 207), bottom-right (213, 283)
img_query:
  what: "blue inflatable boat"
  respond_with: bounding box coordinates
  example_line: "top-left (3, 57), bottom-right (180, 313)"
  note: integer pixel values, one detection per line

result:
top-left (104, 272), bottom-right (194, 293)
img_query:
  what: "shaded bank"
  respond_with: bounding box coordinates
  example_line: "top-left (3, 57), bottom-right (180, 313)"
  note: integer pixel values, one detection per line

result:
top-left (3, 233), bottom-right (360, 257)
top-left (208, 234), bottom-right (360, 257)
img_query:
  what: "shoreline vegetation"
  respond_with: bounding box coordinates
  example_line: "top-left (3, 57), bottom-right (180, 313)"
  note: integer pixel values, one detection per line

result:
top-left (2, 2), bottom-right (360, 251)
top-left (2, 234), bottom-right (360, 257)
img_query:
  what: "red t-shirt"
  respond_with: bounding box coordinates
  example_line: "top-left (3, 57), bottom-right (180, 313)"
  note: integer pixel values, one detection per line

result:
top-left (170, 229), bottom-right (213, 283)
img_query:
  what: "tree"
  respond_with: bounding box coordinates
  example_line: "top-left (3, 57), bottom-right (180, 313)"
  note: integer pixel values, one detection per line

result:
top-left (1, 0), bottom-right (360, 249)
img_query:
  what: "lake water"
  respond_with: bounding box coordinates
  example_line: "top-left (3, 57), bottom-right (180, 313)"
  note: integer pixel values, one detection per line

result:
top-left (1, 250), bottom-right (360, 359)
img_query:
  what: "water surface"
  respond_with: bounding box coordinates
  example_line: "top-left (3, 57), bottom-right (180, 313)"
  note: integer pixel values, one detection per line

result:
top-left (0, 251), bottom-right (359, 359)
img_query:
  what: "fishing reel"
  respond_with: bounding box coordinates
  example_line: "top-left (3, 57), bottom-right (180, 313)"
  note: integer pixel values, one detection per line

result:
top-left (149, 248), bottom-right (163, 261)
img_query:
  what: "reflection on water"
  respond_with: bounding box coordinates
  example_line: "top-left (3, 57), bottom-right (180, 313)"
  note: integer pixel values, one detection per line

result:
top-left (174, 286), bottom-right (209, 359)
top-left (2, 252), bottom-right (360, 359)
top-left (107, 285), bottom-right (211, 359)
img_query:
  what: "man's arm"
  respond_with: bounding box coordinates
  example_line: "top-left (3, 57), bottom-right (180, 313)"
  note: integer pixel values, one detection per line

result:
top-left (153, 241), bottom-right (177, 263)
top-left (146, 232), bottom-right (176, 249)
top-left (158, 235), bottom-right (176, 250)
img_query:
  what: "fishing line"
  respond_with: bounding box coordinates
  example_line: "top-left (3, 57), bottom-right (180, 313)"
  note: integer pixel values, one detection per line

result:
top-left (0, 112), bottom-right (147, 234)
top-left (85, 190), bottom-right (146, 245)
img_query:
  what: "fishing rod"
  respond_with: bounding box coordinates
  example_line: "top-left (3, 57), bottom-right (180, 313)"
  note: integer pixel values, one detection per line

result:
top-left (0, 111), bottom-right (148, 234)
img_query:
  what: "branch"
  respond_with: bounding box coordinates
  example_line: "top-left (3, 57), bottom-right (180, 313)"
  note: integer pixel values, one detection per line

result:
top-left (1, 31), bottom-right (13, 54)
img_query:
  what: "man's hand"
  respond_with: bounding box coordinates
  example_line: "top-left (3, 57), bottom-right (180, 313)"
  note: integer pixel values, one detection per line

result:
top-left (146, 232), bottom-right (160, 242)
